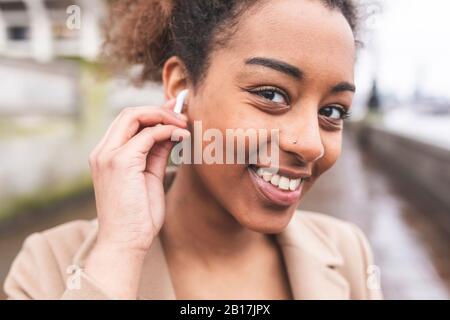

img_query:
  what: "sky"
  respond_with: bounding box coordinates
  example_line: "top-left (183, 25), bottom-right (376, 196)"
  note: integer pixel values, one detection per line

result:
top-left (355, 0), bottom-right (450, 101)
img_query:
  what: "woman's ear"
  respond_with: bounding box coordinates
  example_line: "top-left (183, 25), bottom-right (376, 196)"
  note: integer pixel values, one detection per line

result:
top-left (162, 56), bottom-right (189, 101)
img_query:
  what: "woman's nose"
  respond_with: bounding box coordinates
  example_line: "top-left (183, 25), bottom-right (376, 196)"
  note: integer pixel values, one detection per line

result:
top-left (281, 120), bottom-right (325, 164)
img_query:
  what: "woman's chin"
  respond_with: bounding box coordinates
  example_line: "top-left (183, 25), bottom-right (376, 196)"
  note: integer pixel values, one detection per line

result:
top-left (233, 206), bottom-right (297, 234)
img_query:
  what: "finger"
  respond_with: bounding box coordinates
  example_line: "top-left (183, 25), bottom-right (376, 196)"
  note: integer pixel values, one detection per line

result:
top-left (161, 98), bottom-right (188, 121)
top-left (145, 129), bottom-right (190, 178)
top-left (120, 125), bottom-right (190, 159)
top-left (103, 104), bottom-right (187, 152)
top-left (91, 99), bottom-right (178, 158)
top-left (145, 140), bottom-right (175, 180)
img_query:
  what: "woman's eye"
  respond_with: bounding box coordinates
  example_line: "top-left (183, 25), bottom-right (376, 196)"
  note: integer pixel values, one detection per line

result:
top-left (319, 106), bottom-right (350, 120)
top-left (251, 87), bottom-right (289, 105)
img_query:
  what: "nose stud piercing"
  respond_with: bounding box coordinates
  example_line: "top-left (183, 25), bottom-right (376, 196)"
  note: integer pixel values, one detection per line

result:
top-left (292, 139), bottom-right (298, 144)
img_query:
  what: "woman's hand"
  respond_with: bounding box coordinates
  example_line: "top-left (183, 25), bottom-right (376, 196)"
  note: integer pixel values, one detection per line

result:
top-left (84, 99), bottom-right (189, 299)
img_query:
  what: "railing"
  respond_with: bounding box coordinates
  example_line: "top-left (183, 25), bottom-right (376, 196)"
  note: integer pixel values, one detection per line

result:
top-left (359, 122), bottom-right (450, 216)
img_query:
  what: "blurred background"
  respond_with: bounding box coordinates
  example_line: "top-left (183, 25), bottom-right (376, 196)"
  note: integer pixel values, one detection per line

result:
top-left (0, 0), bottom-right (449, 299)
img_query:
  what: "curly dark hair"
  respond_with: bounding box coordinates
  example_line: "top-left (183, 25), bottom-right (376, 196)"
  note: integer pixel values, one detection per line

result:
top-left (104, 0), bottom-right (360, 86)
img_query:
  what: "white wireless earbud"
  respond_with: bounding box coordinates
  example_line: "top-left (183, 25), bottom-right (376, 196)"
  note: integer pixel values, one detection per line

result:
top-left (174, 89), bottom-right (188, 114)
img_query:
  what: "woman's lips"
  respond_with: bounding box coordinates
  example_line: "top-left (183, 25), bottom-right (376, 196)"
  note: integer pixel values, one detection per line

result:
top-left (247, 166), bottom-right (303, 207)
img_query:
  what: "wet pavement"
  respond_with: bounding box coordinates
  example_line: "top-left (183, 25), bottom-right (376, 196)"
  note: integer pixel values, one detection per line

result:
top-left (1, 129), bottom-right (449, 299)
top-left (300, 129), bottom-right (450, 299)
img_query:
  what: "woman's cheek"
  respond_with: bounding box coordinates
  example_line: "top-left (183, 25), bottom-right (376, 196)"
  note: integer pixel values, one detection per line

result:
top-left (314, 132), bottom-right (342, 177)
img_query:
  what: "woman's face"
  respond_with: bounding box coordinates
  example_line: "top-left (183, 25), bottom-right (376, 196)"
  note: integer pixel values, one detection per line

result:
top-left (186, 0), bottom-right (356, 233)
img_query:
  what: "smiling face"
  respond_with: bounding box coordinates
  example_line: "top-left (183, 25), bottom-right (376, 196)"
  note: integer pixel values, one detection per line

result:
top-left (181, 0), bottom-right (356, 233)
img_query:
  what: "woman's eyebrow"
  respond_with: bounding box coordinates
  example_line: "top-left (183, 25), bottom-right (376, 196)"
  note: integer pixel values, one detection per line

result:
top-left (331, 82), bottom-right (356, 94)
top-left (244, 57), bottom-right (303, 80)
top-left (244, 57), bottom-right (355, 93)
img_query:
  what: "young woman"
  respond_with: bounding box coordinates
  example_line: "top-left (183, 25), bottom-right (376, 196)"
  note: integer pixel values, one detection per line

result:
top-left (4, 0), bottom-right (383, 300)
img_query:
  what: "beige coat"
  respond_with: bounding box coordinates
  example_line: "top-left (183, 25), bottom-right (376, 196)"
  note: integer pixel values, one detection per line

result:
top-left (3, 210), bottom-right (383, 300)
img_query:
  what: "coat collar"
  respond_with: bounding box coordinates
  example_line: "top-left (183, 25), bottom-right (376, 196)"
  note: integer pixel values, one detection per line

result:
top-left (72, 168), bottom-right (350, 300)
top-left (275, 212), bottom-right (350, 299)
top-left (137, 212), bottom-right (350, 300)
top-left (73, 213), bottom-right (350, 300)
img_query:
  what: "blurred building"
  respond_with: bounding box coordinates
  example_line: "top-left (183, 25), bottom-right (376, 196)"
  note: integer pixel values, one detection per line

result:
top-left (0, 0), bottom-right (108, 116)
top-left (0, 0), bottom-right (106, 62)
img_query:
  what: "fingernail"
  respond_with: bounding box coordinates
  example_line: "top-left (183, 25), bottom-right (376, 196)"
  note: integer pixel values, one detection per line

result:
top-left (174, 112), bottom-right (188, 120)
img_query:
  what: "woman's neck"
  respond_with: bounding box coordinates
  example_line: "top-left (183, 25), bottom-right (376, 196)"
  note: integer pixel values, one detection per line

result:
top-left (162, 165), bottom-right (270, 260)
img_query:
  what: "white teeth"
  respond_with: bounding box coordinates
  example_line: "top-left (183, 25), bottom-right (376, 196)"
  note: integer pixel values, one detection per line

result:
top-left (270, 174), bottom-right (280, 186)
top-left (256, 168), bottom-right (265, 177)
top-left (252, 167), bottom-right (303, 192)
top-left (278, 177), bottom-right (290, 190)
top-left (289, 179), bottom-right (301, 191)
top-left (262, 172), bottom-right (272, 182)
